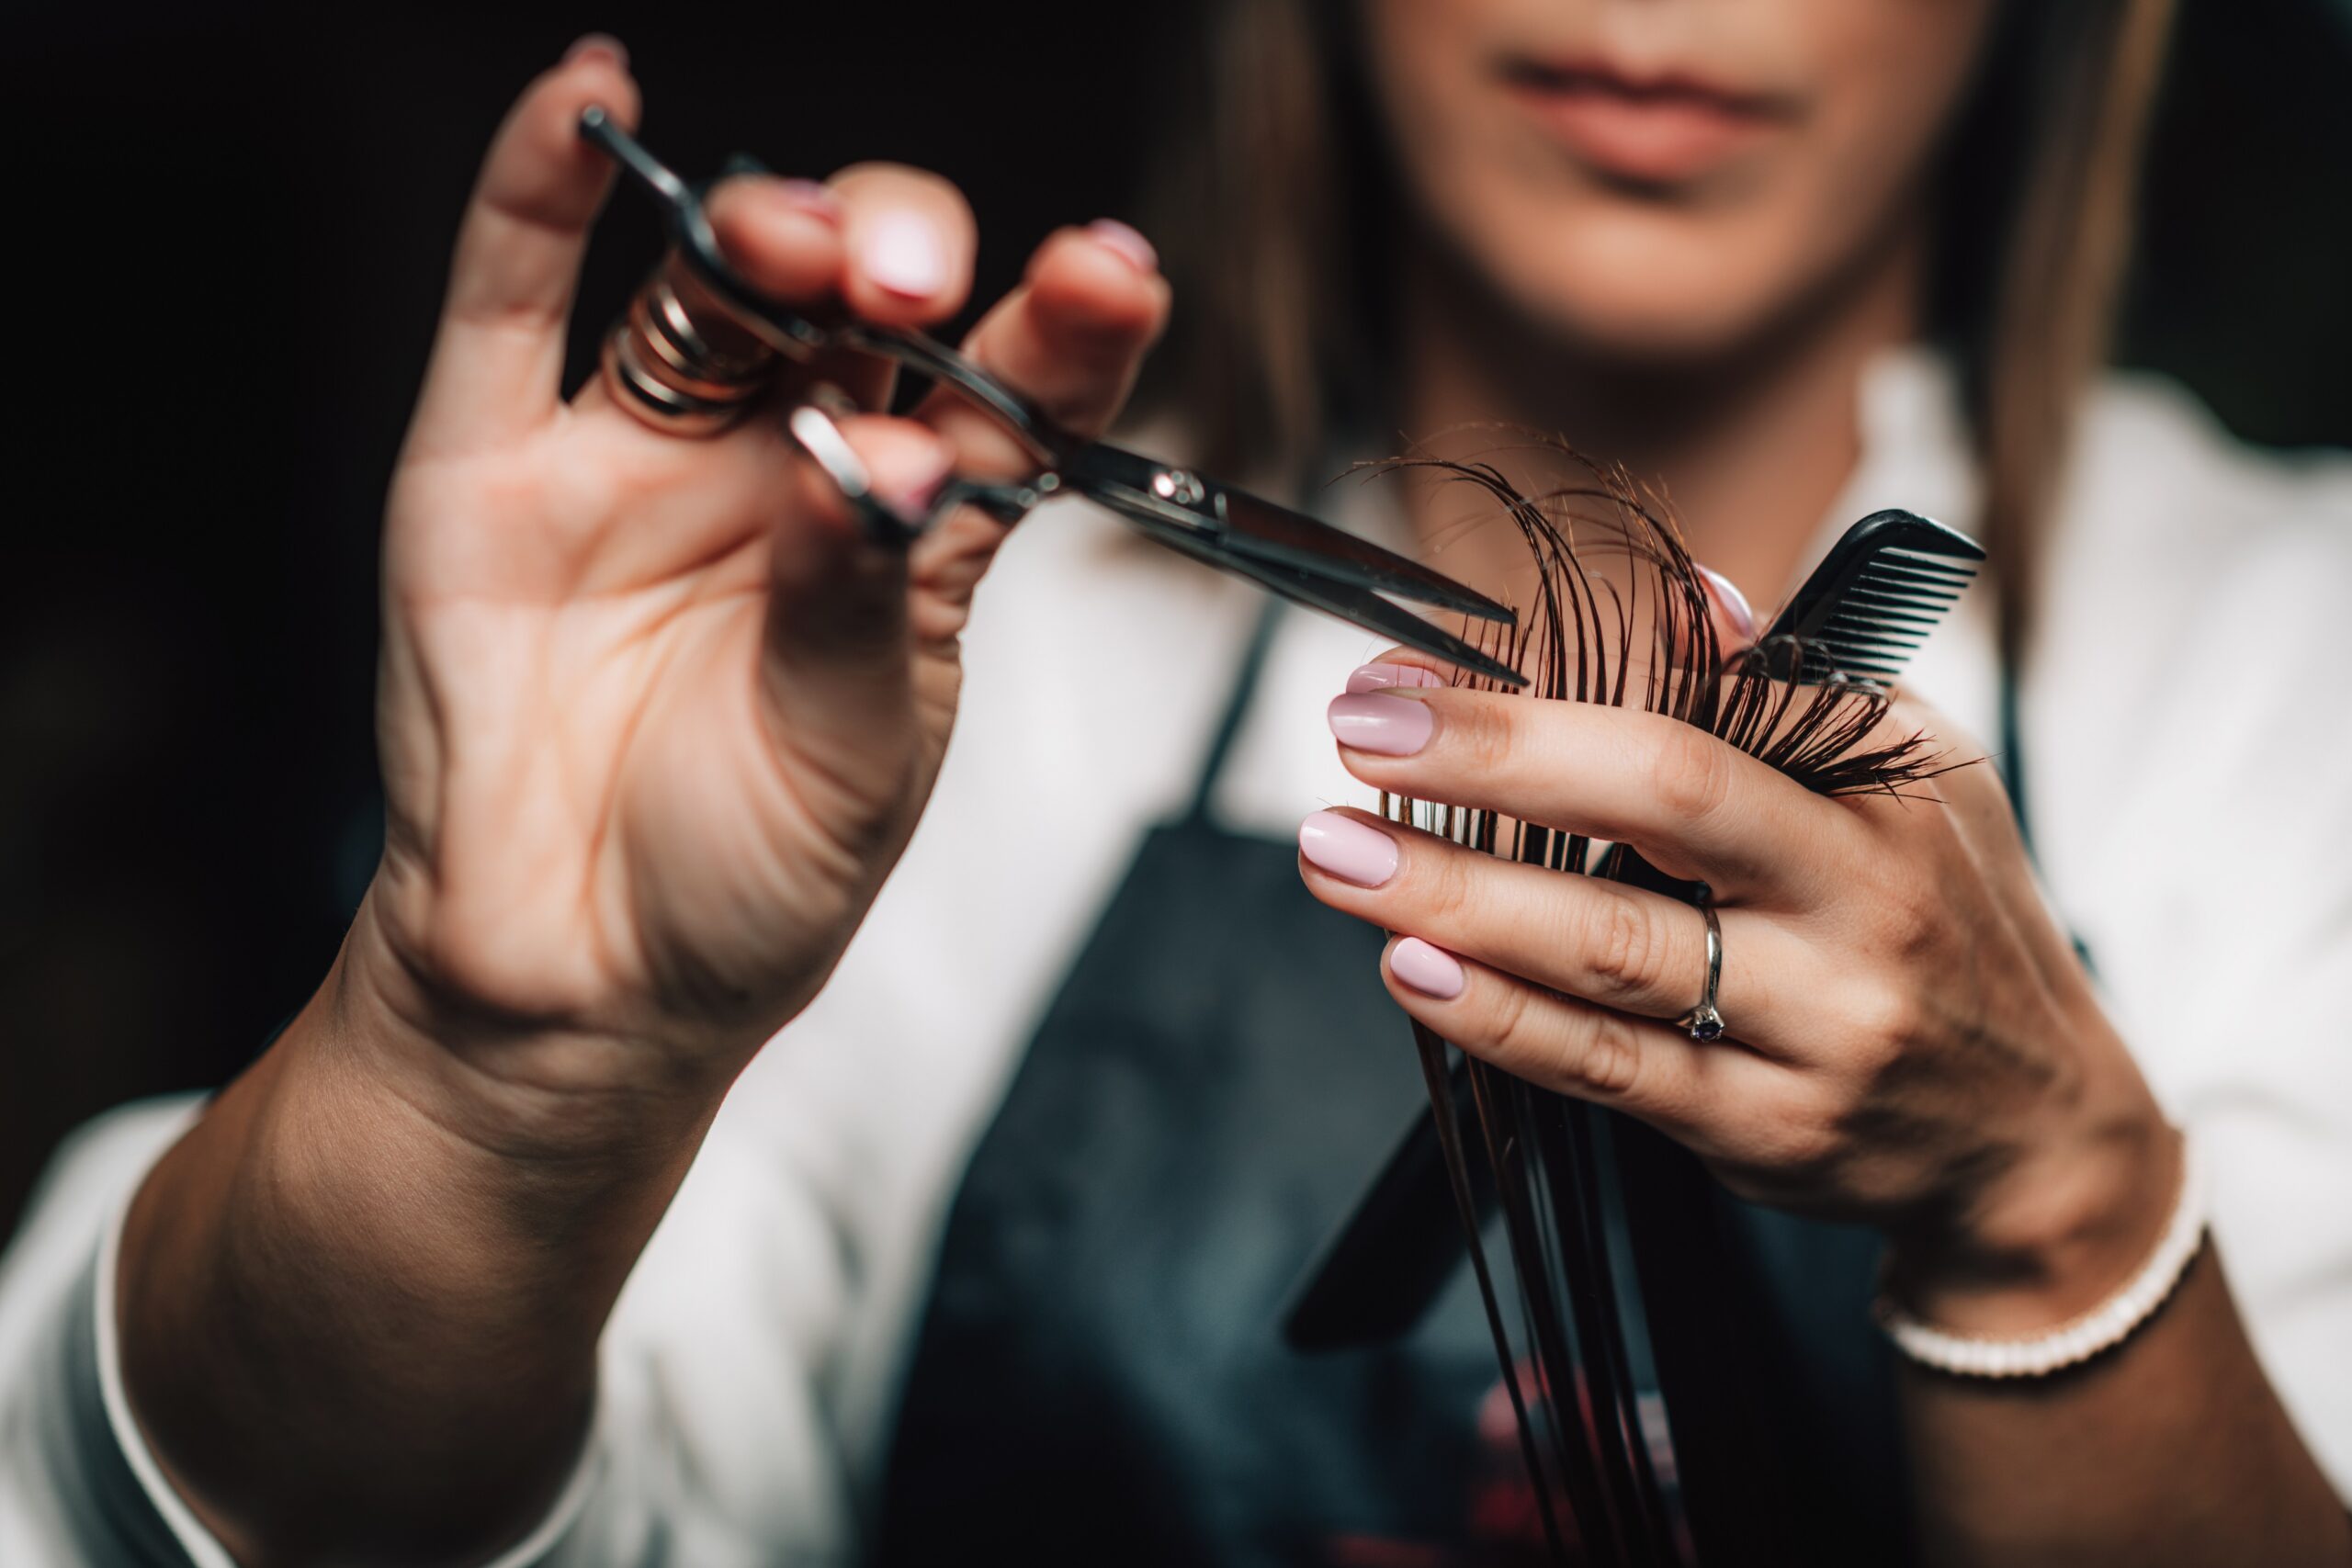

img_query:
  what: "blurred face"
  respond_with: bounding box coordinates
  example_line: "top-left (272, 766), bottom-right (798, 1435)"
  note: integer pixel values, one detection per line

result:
top-left (1360, 0), bottom-right (2000, 359)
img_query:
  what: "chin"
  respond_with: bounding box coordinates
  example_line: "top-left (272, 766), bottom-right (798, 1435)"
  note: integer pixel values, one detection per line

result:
top-left (1456, 203), bottom-right (1814, 367)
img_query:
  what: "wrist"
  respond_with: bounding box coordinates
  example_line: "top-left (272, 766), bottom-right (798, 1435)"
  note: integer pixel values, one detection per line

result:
top-left (134, 934), bottom-right (715, 1329)
top-left (118, 907), bottom-right (727, 1461)
top-left (1887, 1055), bottom-right (2177, 1335)
top-left (337, 882), bottom-right (738, 1169)
top-left (118, 942), bottom-right (647, 1562)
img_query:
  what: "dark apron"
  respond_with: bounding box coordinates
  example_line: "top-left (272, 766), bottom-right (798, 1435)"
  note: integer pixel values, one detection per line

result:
top-left (875, 607), bottom-right (1917, 1566)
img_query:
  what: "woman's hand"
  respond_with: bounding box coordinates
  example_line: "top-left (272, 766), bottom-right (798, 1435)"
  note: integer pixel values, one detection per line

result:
top-left (353, 41), bottom-right (1169, 1152)
top-left (116, 43), bottom-right (1170, 1560)
top-left (1297, 658), bottom-right (2176, 1330)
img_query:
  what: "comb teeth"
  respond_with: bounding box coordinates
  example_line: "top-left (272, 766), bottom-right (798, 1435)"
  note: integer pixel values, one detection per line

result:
top-left (1797, 543), bottom-right (1981, 684)
top-left (1762, 511), bottom-right (1984, 685)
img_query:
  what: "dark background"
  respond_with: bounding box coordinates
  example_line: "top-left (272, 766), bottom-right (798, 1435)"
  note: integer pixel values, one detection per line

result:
top-left (4, 0), bottom-right (2347, 1235)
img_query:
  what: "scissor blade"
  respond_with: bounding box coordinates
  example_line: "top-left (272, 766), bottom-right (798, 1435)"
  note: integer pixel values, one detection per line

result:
top-left (1066, 445), bottom-right (1515, 625)
top-left (1116, 512), bottom-right (1528, 688)
top-left (1216, 484), bottom-right (1517, 624)
top-left (1283, 1055), bottom-right (1487, 1350)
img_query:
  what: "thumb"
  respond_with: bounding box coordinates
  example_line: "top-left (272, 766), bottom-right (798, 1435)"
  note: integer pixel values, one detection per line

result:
top-left (1694, 563), bottom-right (1759, 657)
top-left (761, 414), bottom-right (954, 797)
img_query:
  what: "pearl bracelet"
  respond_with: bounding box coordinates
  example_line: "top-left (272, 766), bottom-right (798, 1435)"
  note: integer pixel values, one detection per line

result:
top-left (1875, 1131), bottom-right (2205, 1380)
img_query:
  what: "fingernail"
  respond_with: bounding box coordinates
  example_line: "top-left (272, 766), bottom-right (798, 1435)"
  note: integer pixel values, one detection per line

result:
top-left (874, 443), bottom-right (956, 517)
top-left (1390, 938), bottom-right (1465, 999)
top-left (1346, 661), bottom-right (1445, 694)
top-left (861, 211), bottom-right (948, 299)
top-left (563, 33), bottom-right (628, 68)
top-left (1329, 692), bottom-right (1433, 756)
top-left (776, 179), bottom-right (843, 225)
top-left (1298, 810), bottom-right (1398, 887)
top-left (1695, 564), bottom-right (1757, 641)
top-left (1084, 219), bottom-right (1159, 274)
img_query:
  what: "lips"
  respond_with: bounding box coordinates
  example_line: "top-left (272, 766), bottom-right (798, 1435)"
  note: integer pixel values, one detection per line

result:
top-left (1499, 57), bottom-right (1794, 185)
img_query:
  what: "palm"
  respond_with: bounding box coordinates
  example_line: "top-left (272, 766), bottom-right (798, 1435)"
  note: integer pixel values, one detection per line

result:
top-left (374, 410), bottom-right (957, 1050)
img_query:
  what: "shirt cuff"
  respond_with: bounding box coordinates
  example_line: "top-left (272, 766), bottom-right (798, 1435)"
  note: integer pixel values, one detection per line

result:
top-left (89, 1147), bottom-right (609, 1568)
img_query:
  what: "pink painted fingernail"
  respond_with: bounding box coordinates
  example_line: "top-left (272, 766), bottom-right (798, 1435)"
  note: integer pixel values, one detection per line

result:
top-left (776, 179), bottom-right (843, 224)
top-left (563, 33), bottom-right (628, 68)
top-left (1298, 810), bottom-right (1398, 887)
top-left (1084, 219), bottom-right (1159, 274)
top-left (862, 211), bottom-right (949, 298)
top-left (1695, 564), bottom-right (1757, 641)
top-left (1390, 938), bottom-right (1465, 999)
top-left (1346, 662), bottom-right (1445, 694)
top-left (1329, 692), bottom-right (1432, 756)
top-left (874, 443), bottom-right (956, 517)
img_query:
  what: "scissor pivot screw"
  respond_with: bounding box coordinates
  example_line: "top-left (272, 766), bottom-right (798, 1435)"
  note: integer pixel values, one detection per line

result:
top-left (1151, 468), bottom-right (1206, 506)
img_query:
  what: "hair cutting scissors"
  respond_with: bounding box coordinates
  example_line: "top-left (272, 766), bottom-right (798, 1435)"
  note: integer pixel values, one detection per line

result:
top-left (577, 107), bottom-right (1524, 687)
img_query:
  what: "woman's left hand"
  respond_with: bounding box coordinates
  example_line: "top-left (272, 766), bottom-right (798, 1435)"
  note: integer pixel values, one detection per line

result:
top-left (1297, 658), bottom-right (2177, 1332)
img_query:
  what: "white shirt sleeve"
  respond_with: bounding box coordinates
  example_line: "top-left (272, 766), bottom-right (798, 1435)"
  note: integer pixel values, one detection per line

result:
top-left (2029, 379), bottom-right (2352, 1500)
top-left (0, 1097), bottom-right (604, 1567)
top-left (0, 1087), bottom-right (908, 1567)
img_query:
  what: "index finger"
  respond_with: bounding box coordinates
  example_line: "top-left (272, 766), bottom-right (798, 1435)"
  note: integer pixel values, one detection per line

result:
top-left (1325, 689), bottom-right (1859, 899)
top-left (913, 220), bottom-right (1171, 480)
top-left (884, 223), bottom-right (1169, 634)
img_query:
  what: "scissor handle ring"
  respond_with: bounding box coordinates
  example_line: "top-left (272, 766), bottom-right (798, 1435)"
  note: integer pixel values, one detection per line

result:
top-left (579, 107), bottom-right (1068, 469)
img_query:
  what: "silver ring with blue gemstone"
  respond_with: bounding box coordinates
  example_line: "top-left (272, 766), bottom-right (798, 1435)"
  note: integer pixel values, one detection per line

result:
top-left (1679, 884), bottom-right (1727, 1043)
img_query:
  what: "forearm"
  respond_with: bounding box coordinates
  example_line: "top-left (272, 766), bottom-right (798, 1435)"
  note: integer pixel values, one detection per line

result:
top-left (117, 916), bottom-right (724, 1566)
top-left (1900, 1243), bottom-right (2348, 1562)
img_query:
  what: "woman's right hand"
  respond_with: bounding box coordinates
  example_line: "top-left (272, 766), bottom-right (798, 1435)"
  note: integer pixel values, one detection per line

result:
top-left (114, 43), bottom-right (1166, 1558)
top-left (354, 40), bottom-right (1169, 1155)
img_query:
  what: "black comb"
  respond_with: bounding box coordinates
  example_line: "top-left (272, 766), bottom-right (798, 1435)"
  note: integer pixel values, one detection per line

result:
top-left (1761, 509), bottom-right (1984, 683)
top-left (1280, 509), bottom-right (1984, 1354)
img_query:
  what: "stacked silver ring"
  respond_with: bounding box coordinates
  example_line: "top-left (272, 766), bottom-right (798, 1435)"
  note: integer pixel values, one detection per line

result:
top-left (602, 254), bottom-right (781, 436)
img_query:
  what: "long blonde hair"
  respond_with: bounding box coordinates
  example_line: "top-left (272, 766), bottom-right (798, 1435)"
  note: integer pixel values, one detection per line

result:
top-left (1141, 0), bottom-right (2178, 663)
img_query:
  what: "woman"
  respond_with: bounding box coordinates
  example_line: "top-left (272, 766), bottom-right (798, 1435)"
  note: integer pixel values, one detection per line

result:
top-left (3, 1), bottom-right (2347, 1562)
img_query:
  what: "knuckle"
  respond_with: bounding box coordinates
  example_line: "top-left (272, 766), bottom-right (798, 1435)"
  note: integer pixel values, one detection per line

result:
top-left (1417, 847), bottom-right (1477, 930)
top-left (1649, 722), bottom-right (1735, 827)
top-left (1562, 1011), bottom-right (1644, 1099)
top-left (1882, 881), bottom-right (1942, 958)
top-left (1848, 980), bottom-right (1923, 1061)
top-left (1758, 1106), bottom-right (1846, 1179)
top-left (1582, 895), bottom-right (1662, 998)
top-left (1453, 700), bottom-right (1518, 778)
top-left (1483, 980), bottom-right (1544, 1070)
top-left (1493, 987), bottom-right (1643, 1101)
